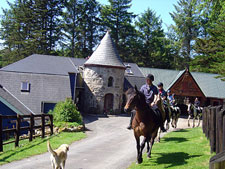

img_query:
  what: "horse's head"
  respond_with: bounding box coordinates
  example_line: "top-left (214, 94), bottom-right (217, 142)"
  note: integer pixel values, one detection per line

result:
top-left (124, 85), bottom-right (145, 112)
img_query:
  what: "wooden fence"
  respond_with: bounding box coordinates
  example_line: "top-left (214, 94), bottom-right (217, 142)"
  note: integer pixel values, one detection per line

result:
top-left (202, 106), bottom-right (225, 169)
top-left (0, 113), bottom-right (53, 152)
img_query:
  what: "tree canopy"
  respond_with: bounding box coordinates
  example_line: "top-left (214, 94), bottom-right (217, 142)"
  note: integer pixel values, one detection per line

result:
top-left (0, 0), bottom-right (224, 79)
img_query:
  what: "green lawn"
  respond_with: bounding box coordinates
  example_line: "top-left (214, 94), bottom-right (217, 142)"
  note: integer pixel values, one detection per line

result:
top-left (129, 128), bottom-right (214, 169)
top-left (0, 132), bottom-right (86, 165)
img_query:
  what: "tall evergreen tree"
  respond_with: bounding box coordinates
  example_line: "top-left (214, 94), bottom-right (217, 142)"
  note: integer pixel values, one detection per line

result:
top-left (100, 0), bottom-right (136, 61)
top-left (135, 8), bottom-right (174, 68)
top-left (0, 0), bottom-right (62, 65)
top-left (170, 0), bottom-right (200, 62)
top-left (61, 0), bottom-right (101, 58)
top-left (190, 0), bottom-right (225, 80)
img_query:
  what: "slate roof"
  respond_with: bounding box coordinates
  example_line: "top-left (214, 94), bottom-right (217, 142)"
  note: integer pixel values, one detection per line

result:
top-left (0, 54), bottom-right (78, 75)
top-left (84, 31), bottom-right (125, 69)
top-left (124, 76), bottom-right (146, 91)
top-left (0, 85), bottom-right (33, 115)
top-left (140, 67), bottom-right (180, 89)
top-left (140, 67), bottom-right (225, 99)
top-left (68, 58), bottom-right (144, 77)
top-left (191, 72), bottom-right (225, 99)
top-left (124, 63), bottom-right (144, 77)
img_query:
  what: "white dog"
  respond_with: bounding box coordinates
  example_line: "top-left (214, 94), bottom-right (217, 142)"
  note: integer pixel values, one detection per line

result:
top-left (47, 140), bottom-right (69, 169)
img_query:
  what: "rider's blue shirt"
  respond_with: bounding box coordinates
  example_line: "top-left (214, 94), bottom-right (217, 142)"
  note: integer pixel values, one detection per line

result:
top-left (140, 84), bottom-right (158, 104)
top-left (167, 95), bottom-right (175, 106)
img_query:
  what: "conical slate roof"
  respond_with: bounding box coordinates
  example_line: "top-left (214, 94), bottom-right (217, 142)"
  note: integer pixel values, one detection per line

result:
top-left (84, 31), bottom-right (125, 69)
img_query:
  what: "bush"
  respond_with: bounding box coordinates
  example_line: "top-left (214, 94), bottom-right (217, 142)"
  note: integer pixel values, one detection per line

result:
top-left (49, 98), bottom-right (82, 124)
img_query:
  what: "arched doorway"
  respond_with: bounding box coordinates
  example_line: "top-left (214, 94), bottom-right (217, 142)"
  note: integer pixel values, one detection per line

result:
top-left (104, 93), bottom-right (114, 112)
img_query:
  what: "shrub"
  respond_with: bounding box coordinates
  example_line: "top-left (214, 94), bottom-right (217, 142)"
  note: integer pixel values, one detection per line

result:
top-left (49, 98), bottom-right (82, 124)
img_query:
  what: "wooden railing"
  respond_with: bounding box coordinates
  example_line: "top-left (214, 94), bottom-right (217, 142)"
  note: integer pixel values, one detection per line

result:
top-left (0, 113), bottom-right (53, 152)
top-left (202, 106), bottom-right (225, 168)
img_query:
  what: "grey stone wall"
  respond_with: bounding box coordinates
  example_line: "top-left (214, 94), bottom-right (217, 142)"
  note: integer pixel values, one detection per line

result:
top-left (83, 66), bottom-right (124, 114)
top-left (0, 71), bottom-right (72, 114)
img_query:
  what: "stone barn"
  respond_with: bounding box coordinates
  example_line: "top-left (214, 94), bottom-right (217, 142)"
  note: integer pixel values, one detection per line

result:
top-left (83, 31), bottom-right (126, 114)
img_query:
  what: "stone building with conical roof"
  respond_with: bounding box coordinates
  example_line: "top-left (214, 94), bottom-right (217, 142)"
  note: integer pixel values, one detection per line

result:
top-left (83, 31), bottom-right (126, 114)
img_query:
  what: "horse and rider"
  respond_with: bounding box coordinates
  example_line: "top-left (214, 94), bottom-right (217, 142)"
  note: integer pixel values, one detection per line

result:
top-left (186, 97), bottom-right (202, 127)
top-left (126, 74), bottom-right (180, 131)
top-left (126, 74), bottom-right (166, 132)
top-left (124, 73), bottom-right (173, 163)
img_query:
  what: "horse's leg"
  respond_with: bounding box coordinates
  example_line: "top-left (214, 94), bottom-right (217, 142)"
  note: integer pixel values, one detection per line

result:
top-left (176, 114), bottom-right (179, 128)
top-left (166, 108), bottom-right (170, 130)
top-left (138, 137), bottom-right (146, 164)
top-left (148, 137), bottom-right (155, 158)
top-left (188, 115), bottom-right (190, 127)
top-left (157, 128), bottom-right (161, 142)
top-left (176, 109), bottom-right (181, 128)
top-left (134, 133), bottom-right (140, 164)
top-left (146, 138), bottom-right (150, 153)
top-left (197, 115), bottom-right (200, 127)
top-left (193, 116), bottom-right (195, 128)
top-left (166, 121), bottom-right (169, 130)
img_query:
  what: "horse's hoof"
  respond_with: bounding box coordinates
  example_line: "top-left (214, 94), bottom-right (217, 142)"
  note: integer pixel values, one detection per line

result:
top-left (137, 157), bottom-right (143, 164)
top-left (147, 154), bottom-right (151, 159)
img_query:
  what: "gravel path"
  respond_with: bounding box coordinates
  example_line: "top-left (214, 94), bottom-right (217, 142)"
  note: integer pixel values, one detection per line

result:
top-left (0, 115), bottom-right (198, 169)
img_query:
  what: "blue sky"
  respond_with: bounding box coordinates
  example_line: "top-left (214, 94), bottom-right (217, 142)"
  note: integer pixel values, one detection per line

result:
top-left (0, 0), bottom-right (178, 31)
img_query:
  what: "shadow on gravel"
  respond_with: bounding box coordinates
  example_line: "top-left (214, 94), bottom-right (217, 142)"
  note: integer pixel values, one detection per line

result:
top-left (83, 113), bottom-right (129, 125)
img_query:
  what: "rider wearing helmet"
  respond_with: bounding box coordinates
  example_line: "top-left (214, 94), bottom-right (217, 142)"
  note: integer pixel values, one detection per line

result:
top-left (157, 82), bottom-right (167, 102)
top-left (167, 90), bottom-right (175, 106)
top-left (127, 74), bottom-right (166, 132)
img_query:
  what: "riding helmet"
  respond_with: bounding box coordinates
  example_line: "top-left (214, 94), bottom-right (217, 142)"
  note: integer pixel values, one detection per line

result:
top-left (146, 74), bottom-right (154, 81)
top-left (157, 82), bottom-right (163, 87)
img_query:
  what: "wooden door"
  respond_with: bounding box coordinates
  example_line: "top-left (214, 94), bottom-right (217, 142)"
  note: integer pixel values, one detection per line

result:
top-left (104, 93), bottom-right (114, 112)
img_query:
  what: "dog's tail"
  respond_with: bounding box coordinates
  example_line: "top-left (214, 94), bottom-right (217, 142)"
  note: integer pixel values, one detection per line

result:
top-left (47, 140), bottom-right (57, 156)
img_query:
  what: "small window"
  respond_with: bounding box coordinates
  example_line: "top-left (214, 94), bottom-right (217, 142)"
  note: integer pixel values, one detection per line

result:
top-left (21, 82), bottom-right (30, 92)
top-left (108, 77), bottom-right (114, 87)
top-left (126, 68), bottom-right (133, 75)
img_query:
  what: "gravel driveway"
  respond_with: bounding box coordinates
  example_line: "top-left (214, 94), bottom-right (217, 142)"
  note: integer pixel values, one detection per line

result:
top-left (0, 115), bottom-right (194, 169)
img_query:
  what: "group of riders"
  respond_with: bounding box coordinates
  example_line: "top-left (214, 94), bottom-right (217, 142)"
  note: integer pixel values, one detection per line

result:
top-left (126, 73), bottom-right (202, 130)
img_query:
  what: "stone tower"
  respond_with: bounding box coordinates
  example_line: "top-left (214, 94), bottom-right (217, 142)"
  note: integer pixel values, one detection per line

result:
top-left (83, 31), bottom-right (125, 114)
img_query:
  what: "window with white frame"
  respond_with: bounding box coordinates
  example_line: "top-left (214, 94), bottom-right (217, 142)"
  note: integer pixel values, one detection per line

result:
top-left (21, 82), bottom-right (30, 92)
top-left (126, 68), bottom-right (133, 75)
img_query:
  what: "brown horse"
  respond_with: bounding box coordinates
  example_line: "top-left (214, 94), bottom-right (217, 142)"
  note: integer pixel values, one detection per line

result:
top-left (124, 86), bottom-right (166, 164)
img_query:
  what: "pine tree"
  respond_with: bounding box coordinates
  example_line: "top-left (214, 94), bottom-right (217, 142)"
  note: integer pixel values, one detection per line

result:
top-left (61, 0), bottom-right (101, 58)
top-left (190, 0), bottom-right (225, 80)
top-left (0, 0), bottom-right (62, 65)
top-left (135, 8), bottom-right (175, 68)
top-left (100, 0), bottom-right (136, 61)
top-left (170, 0), bottom-right (200, 62)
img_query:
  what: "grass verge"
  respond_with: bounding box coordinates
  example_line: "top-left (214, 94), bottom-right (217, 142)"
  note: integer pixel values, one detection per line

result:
top-left (0, 132), bottom-right (86, 165)
top-left (129, 127), bottom-right (214, 169)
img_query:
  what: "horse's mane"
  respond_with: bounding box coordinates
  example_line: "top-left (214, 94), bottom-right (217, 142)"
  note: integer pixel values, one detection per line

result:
top-left (125, 87), bottom-right (147, 106)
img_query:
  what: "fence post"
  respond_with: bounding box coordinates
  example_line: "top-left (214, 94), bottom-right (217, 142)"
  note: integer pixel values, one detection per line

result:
top-left (29, 113), bottom-right (34, 142)
top-left (15, 114), bottom-right (20, 147)
top-left (0, 115), bottom-right (3, 152)
top-left (202, 107), bottom-right (206, 134)
top-left (223, 112), bottom-right (225, 151)
top-left (210, 107), bottom-right (216, 153)
top-left (49, 115), bottom-right (53, 135)
top-left (207, 107), bottom-right (210, 138)
top-left (41, 114), bottom-right (45, 138)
